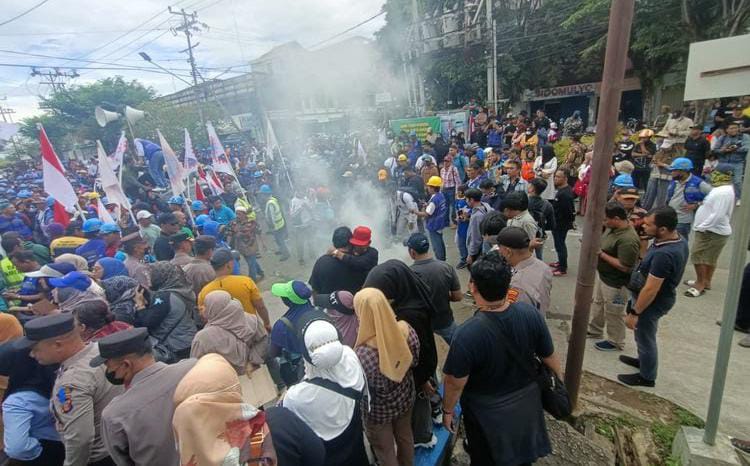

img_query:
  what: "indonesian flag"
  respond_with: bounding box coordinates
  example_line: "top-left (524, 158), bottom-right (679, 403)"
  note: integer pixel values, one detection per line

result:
top-left (97, 141), bottom-right (131, 211)
top-left (110, 131), bottom-right (127, 173)
top-left (183, 128), bottom-right (199, 175)
top-left (206, 121), bottom-right (234, 175)
top-left (157, 129), bottom-right (186, 196)
top-left (39, 124), bottom-right (76, 226)
top-left (197, 166), bottom-right (223, 196)
top-left (194, 179), bottom-right (206, 201)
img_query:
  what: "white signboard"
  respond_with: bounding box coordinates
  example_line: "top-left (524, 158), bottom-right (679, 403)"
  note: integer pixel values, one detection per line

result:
top-left (684, 34), bottom-right (750, 101)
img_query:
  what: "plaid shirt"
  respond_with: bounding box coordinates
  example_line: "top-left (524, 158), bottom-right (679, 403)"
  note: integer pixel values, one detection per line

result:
top-left (356, 325), bottom-right (420, 424)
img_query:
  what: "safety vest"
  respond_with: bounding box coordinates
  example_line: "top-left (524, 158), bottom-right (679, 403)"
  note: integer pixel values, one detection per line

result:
top-left (0, 257), bottom-right (23, 288)
top-left (265, 197), bottom-right (285, 231)
top-left (426, 192), bottom-right (449, 232)
top-left (667, 174), bottom-right (707, 205)
top-left (234, 197), bottom-right (257, 221)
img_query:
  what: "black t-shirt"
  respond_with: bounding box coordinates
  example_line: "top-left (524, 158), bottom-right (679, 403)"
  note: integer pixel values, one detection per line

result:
top-left (637, 237), bottom-right (689, 314)
top-left (153, 234), bottom-right (175, 261)
top-left (410, 258), bottom-right (461, 329)
top-left (726, 114), bottom-right (750, 130)
top-left (265, 407), bottom-right (326, 466)
top-left (309, 254), bottom-right (364, 295)
top-left (444, 303), bottom-right (554, 397)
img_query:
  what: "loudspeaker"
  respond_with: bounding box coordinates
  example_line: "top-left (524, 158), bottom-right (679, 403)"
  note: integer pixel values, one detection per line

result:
top-left (95, 106), bottom-right (121, 127)
top-left (124, 106), bottom-right (146, 125)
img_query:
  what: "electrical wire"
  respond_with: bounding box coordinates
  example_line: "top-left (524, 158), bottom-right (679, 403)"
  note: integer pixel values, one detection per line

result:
top-left (0, 29), bottom-right (171, 36)
top-left (0, 49), bottom-right (196, 73)
top-left (0, 62), bottom-right (194, 77)
top-left (308, 10), bottom-right (385, 49)
top-left (0, 0), bottom-right (53, 28)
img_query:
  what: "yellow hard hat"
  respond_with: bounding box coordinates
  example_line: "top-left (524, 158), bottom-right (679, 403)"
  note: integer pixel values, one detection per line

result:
top-left (84, 191), bottom-right (100, 200)
top-left (427, 176), bottom-right (442, 188)
top-left (638, 129), bottom-right (654, 138)
top-left (378, 169), bottom-right (388, 181)
top-left (397, 154), bottom-right (408, 162)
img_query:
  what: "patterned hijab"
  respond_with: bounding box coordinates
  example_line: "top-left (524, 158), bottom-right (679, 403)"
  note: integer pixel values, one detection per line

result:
top-left (148, 262), bottom-right (195, 304)
top-left (101, 276), bottom-right (139, 325)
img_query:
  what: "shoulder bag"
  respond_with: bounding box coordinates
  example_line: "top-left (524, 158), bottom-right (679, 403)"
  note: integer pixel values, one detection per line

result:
top-left (478, 312), bottom-right (571, 419)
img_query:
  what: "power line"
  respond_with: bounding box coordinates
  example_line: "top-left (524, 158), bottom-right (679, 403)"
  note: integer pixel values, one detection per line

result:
top-left (0, 28), bottom-right (171, 36)
top-left (308, 10), bottom-right (385, 49)
top-left (0, 0), bottom-right (53, 28)
top-left (0, 49), bottom-right (196, 74)
top-left (0, 62), bottom-right (195, 76)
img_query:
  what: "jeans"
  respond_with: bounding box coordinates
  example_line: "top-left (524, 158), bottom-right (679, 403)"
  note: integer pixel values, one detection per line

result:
top-left (244, 254), bottom-right (264, 281)
top-left (736, 263), bottom-right (750, 330)
top-left (456, 231), bottom-right (468, 262)
top-left (643, 177), bottom-right (670, 211)
top-left (434, 321), bottom-right (457, 345)
top-left (272, 228), bottom-right (290, 258)
top-left (551, 229), bottom-right (568, 271)
top-left (676, 222), bottom-right (692, 241)
top-left (428, 229), bottom-right (446, 261)
top-left (634, 307), bottom-right (667, 381)
top-left (147, 150), bottom-right (168, 188)
top-left (442, 188), bottom-right (456, 224)
top-left (718, 159), bottom-right (745, 198)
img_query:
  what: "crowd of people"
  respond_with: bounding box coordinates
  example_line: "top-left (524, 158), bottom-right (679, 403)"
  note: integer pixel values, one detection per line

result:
top-left (0, 96), bottom-right (747, 466)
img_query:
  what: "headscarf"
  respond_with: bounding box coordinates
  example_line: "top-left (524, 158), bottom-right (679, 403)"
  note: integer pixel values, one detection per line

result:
top-left (191, 291), bottom-right (268, 374)
top-left (0, 341), bottom-right (57, 400)
top-left (353, 288), bottom-right (413, 383)
top-left (0, 313), bottom-right (22, 343)
top-left (54, 275), bottom-right (105, 312)
top-left (148, 262), bottom-right (196, 304)
top-left (101, 276), bottom-right (139, 324)
top-left (363, 259), bottom-right (436, 386)
top-left (96, 257), bottom-right (128, 280)
top-left (173, 354), bottom-right (272, 466)
top-left (283, 320), bottom-right (365, 441)
top-left (55, 253), bottom-right (89, 273)
top-left (540, 144), bottom-right (556, 164)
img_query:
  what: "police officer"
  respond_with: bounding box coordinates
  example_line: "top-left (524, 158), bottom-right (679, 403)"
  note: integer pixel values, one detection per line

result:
top-left (16, 313), bottom-right (122, 466)
top-left (91, 328), bottom-right (196, 466)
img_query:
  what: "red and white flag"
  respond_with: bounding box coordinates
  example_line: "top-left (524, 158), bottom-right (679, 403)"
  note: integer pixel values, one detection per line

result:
top-left (39, 124), bottom-right (76, 226)
top-left (110, 131), bottom-right (127, 173)
top-left (194, 179), bottom-right (206, 202)
top-left (197, 166), bottom-right (223, 196)
top-left (206, 121), bottom-right (234, 176)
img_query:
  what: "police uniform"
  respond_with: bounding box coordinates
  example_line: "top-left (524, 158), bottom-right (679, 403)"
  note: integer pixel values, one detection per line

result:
top-left (16, 313), bottom-right (123, 466)
top-left (92, 328), bottom-right (196, 466)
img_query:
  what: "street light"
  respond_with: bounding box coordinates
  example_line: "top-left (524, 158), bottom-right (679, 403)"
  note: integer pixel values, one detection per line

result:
top-left (139, 52), bottom-right (194, 87)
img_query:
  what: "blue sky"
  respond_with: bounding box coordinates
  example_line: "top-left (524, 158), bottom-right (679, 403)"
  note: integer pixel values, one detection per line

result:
top-left (0, 0), bottom-right (386, 120)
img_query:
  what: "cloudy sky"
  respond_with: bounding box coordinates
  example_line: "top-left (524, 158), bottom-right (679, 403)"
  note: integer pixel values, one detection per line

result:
top-left (0, 0), bottom-right (386, 121)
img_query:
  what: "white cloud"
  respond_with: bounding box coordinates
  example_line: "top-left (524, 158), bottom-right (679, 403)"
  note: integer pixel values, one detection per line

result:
top-left (0, 0), bottom-right (386, 120)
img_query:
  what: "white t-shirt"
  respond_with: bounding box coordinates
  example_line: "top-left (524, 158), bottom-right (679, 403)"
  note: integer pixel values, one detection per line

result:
top-left (693, 184), bottom-right (735, 236)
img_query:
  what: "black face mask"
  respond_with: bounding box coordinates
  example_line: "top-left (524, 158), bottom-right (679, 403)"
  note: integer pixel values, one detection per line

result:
top-left (105, 369), bottom-right (126, 386)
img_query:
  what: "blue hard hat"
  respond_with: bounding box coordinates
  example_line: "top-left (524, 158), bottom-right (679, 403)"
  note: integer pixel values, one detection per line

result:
top-left (253, 170), bottom-right (263, 178)
top-left (82, 218), bottom-right (103, 233)
top-left (6, 189), bottom-right (15, 196)
top-left (191, 200), bottom-right (205, 211)
top-left (668, 157), bottom-right (694, 171)
top-left (17, 190), bottom-right (32, 199)
top-left (258, 185), bottom-right (272, 194)
top-left (168, 195), bottom-right (185, 205)
top-left (114, 251), bottom-right (127, 262)
top-left (613, 174), bottom-right (635, 188)
top-left (46, 196), bottom-right (55, 208)
top-left (99, 223), bottom-right (121, 234)
top-left (195, 214), bottom-right (210, 227)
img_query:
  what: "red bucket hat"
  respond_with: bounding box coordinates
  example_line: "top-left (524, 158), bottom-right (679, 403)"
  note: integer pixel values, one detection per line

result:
top-left (349, 226), bottom-right (372, 247)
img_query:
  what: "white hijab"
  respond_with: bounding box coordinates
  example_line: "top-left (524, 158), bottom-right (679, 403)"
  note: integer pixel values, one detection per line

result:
top-left (282, 320), bottom-right (365, 441)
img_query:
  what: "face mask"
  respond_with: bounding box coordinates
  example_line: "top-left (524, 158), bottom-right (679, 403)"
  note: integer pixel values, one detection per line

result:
top-left (105, 369), bottom-right (126, 386)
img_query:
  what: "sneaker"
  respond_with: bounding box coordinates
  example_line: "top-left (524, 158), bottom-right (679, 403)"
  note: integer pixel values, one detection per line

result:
top-left (740, 334), bottom-right (750, 348)
top-left (594, 340), bottom-right (621, 351)
top-left (619, 355), bottom-right (640, 368)
top-left (456, 261), bottom-right (468, 269)
top-left (617, 373), bottom-right (655, 387)
top-left (415, 434), bottom-right (437, 449)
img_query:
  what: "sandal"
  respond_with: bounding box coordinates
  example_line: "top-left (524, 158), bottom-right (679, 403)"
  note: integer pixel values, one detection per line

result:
top-left (548, 262), bottom-right (560, 268)
top-left (552, 269), bottom-right (567, 276)
top-left (683, 279), bottom-right (711, 290)
top-left (684, 287), bottom-right (705, 298)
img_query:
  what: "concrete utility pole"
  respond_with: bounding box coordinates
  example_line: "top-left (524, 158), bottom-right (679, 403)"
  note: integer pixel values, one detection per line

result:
top-left (564, 0), bottom-right (635, 410)
top-left (485, 0), bottom-right (494, 110)
top-left (30, 68), bottom-right (79, 94)
top-left (169, 6), bottom-right (207, 125)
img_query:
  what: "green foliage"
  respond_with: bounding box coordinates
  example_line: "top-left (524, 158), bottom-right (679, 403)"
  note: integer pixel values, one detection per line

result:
top-left (19, 77), bottom-right (156, 150)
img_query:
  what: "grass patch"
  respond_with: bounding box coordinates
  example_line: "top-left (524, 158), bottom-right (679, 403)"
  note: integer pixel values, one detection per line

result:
top-left (651, 408), bottom-right (704, 460)
top-left (592, 414), bottom-right (641, 442)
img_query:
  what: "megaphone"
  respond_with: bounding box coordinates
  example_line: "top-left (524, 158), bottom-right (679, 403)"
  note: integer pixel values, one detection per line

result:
top-left (124, 106), bottom-right (146, 125)
top-left (95, 106), bottom-right (121, 127)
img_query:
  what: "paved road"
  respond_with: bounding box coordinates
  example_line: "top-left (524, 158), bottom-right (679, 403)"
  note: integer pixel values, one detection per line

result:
top-left (253, 221), bottom-right (749, 438)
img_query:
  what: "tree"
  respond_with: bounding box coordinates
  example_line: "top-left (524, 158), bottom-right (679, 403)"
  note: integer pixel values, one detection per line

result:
top-left (131, 99), bottom-right (224, 152)
top-left (19, 77), bottom-right (156, 150)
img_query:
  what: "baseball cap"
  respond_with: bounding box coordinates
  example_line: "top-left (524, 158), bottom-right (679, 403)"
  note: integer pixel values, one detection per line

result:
top-left (349, 226), bottom-right (372, 247)
top-left (169, 232), bottom-right (192, 245)
top-left (48, 271), bottom-right (92, 291)
top-left (25, 262), bottom-right (76, 278)
top-left (210, 248), bottom-right (239, 268)
top-left (618, 188), bottom-right (640, 199)
top-left (496, 226), bottom-right (531, 250)
top-left (271, 280), bottom-right (312, 305)
top-left (14, 314), bottom-right (76, 349)
top-left (313, 290), bottom-right (355, 315)
top-left (714, 163), bottom-right (734, 175)
top-left (136, 210), bottom-right (153, 220)
top-left (100, 223), bottom-right (121, 234)
top-left (403, 232), bottom-right (430, 254)
top-left (613, 174), bottom-right (635, 188)
top-left (89, 328), bottom-right (151, 367)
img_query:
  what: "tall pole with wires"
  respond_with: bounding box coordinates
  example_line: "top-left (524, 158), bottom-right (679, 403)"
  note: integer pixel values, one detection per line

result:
top-left (169, 6), bottom-right (207, 126)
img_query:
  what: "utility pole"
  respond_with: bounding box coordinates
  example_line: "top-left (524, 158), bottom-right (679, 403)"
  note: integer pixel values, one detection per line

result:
top-left (0, 101), bottom-right (24, 160)
top-left (564, 0), bottom-right (635, 410)
top-left (492, 19), bottom-right (498, 114)
top-left (408, 0), bottom-right (425, 115)
top-left (485, 0), bottom-right (493, 110)
top-left (169, 6), bottom-right (208, 125)
top-left (30, 68), bottom-right (79, 94)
